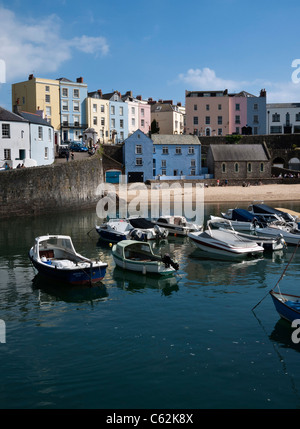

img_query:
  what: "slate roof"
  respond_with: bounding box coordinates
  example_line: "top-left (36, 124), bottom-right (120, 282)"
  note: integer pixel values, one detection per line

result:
top-left (151, 134), bottom-right (200, 145)
top-left (19, 111), bottom-right (52, 127)
top-left (208, 144), bottom-right (269, 161)
top-left (0, 107), bottom-right (28, 122)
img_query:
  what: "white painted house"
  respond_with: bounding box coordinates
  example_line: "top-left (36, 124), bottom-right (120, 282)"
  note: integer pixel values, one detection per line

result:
top-left (0, 107), bottom-right (30, 169)
top-left (0, 106), bottom-right (55, 169)
top-left (18, 111), bottom-right (55, 165)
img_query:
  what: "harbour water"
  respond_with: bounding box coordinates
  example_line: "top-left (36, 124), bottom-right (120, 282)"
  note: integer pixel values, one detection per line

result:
top-left (1, 201), bottom-right (300, 409)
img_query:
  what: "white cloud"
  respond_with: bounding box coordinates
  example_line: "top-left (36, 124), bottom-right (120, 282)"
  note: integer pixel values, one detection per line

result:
top-left (178, 67), bottom-right (244, 91)
top-left (0, 7), bottom-right (109, 82)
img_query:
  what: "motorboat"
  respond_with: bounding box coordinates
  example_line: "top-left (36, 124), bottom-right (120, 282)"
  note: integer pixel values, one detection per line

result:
top-left (111, 240), bottom-right (179, 275)
top-left (153, 215), bottom-right (202, 236)
top-left (247, 202), bottom-right (295, 223)
top-left (254, 221), bottom-right (300, 245)
top-left (188, 218), bottom-right (264, 258)
top-left (213, 212), bottom-right (256, 231)
top-left (96, 218), bottom-right (134, 242)
top-left (29, 234), bottom-right (108, 285)
top-left (127, 216), bottom-right (169, 240)
top-left (212, 218), bottom-right (286, 251)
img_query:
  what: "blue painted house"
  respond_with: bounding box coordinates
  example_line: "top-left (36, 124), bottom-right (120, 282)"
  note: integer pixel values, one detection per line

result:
top-left (58, 77), bottom-right (88, 144)
top-left (101, 91), bottom-right (128, 143)
top-left (124, 129), bottom-right (153, 182)
top-left (246, 89), bottom-right (267, 135)
top-left (152, 134), bottom-right (202, 179)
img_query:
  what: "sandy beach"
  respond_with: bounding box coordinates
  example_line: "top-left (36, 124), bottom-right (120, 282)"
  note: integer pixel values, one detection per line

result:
top-left (115, 183), bottom-right (300, 205)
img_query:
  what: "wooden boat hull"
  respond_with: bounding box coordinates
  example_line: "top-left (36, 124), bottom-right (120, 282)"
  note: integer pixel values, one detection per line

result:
top-left (29, 252), bottom-right (107, 285)
top-left (270, 291), bottom-right (300, 323)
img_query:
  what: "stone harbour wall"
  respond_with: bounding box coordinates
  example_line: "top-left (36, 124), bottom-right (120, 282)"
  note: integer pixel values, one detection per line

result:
top-left (0, 155), bottom-right (104, 219)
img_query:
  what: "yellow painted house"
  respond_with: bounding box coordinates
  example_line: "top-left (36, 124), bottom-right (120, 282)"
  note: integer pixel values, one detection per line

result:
top-left (86, 90), bottom-right (110, 143)
top-left (11, 75), bottom-right (61, 144)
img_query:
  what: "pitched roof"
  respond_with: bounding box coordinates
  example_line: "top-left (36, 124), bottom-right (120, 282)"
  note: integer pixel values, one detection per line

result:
top-left (19, 111), bottom-right (52, 127)
top-left (151, 134), bottom-right (200, 145)
top-left (0, 106), bottom-right (28, 122)
top-left (208, 144), bottom-right (269, 161)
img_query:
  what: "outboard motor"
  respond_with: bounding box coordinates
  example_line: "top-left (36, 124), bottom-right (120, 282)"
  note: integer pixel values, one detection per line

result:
top-left (162, 253), bottom-right (179, 271)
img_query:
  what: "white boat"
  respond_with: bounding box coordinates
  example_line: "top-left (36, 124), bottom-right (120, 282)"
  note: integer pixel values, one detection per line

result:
top-left (254, 221), bottom-right (300, 245)
top-left (211, 215), bottom-right (255, 231)
top-left (188, 219), bottom-right (264, 258)
top-left (28, 234), bottom-right (108, 285)
top-left (153, 215), bottom-right (202, 236)
top-left (127, 217), bottom-right (169, 240)
top-left (111, 240), bottom-right (179, 275)
top-left (96, 218), bottom-right (134, 242)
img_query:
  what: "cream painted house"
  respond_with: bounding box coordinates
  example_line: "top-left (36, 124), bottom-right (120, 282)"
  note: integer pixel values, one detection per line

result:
top-left (86, 90), bottom-right (110, 143)
top-left (150, 100), bottom-right (185, 135)
top-left (11, 75), bottom-right (60, 145)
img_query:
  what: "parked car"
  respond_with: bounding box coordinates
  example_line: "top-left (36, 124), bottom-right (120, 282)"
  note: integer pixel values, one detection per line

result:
top-left (58, 145), bottom-right (69, 158)
top-left (68, 142), bottom-right (88, 152)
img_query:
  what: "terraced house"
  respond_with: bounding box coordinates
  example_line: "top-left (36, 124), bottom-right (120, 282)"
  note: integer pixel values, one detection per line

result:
top-left (185, 89), bottom-right (266, 136)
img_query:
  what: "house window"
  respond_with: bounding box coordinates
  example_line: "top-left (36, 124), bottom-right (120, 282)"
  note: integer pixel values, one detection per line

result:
top-left (193, 116), bottom-right (198, 125)
top-left (162, 147), bottom-right (168, 154)
top-left (206, 104), bottom-right (210, 111)
top-left (120, 119), bottom-right (124, 128)
top-left (73, 89), bottom-right (79, 98)
top-left (218, 116), bottom-right (222, 125)
top-left (235, 103), bottom-right (240, 111)
top-left (2, 124), bottom-right (10, 138)
top-left (46, 106), bottom-right (51, 117)
top-left (205, 116), bottom-right (210, 125)
top-left (136, 158), bottom-right (143, 166)
top-left (176, 146), bottom-right (181, 154)
top-left (191, 159), bottom-right (196, 167)
top-left (21, 130), bottom-right (24, 138)
top-left (62, 100), bottom-right (68, 111)
top-left (218, 128), bottom-right (223, 136)
top-left (141, 119), bottom-right (145, 127)
top-left (73, 116), bottom-right (80, 126)
top-left (218, 104), bottom-right (222, 110)
top-left (153, 147), bottom-right (156, 154)
top-left (4, 149), bottom-right (11, 160)
top-left (45, 147), bottom-right (48, 159)
top-left (141, 108), bottom-right (144, 117)
top-left (194, 104), bottom-right (197, 111)
top-left (111, 119), bottom-right (115, 128)
top-left (93, 116), bottom-right (97, 125)
top-left (270, 126), bottom-right (282, 133)
top-left (254, 103), bottom-right (258, 110)
top-left (101, 117), bottom-right (105, 126)
top-left (188, 146), bottom-right (194, 154)
top-left (248, 162), bottom-right (252, 172)
top-left (135, 144), bottom-right (142, 154)
top-left (161, 160), bottom-right (166, 167)
top-left (296, 113), bottom-right (300, 122)
top-left (260, 163), bottom-right (264, 172)
top-left (131, 107), bottom-right (135, 115)
top-left (235, 115), bottom-right (240, 124)
top-left (191, 169), bottom-right (195, 176)
top-left (73, 101), bottom-right (80, 112)
top-left (119, 107), bottom-right (124, 116)
top-left (272, 113), bottom-right (280, 122)
top-left (101, 105), bottom-right (105, 113)
top-left (111, 105), bottom-right (115, 115)
top-left (48, 128), bottom-right (51, 140)
top-left (222, 163), bottom-right (226, 173)
top-left (93, 104), bottom-right (97, 113)
top-left (62, 88), bottom-right (68, 97)
top-left (132, 118), bottom-right (135, 126)
top-left (253, 115), bottom-right (259, 124)
top-left (45, 94), bottom-right (50, 103)
top-left (38, 126), bottom-right (43, 140)
top-left (120, 132), bottom-right (124, 140)
top-left (62, 115), bottom-right (68, 126)
top-left (234, 163), bottom-right (239, 173)
top-left (45, 85), bottom-right (50, 92)
top-left (162, 169), bottom-right (166, 175)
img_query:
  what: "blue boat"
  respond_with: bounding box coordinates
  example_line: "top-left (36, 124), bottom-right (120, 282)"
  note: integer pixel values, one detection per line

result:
top-left (29, 234), bottom-right (108, 285)
top-left (270, 291), bottom-right (300, 323)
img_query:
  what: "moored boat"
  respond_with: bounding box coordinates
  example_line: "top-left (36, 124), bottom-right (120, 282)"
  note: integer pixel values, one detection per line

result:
top-left (153, 215), bottom-right (202, 236)
top-left (188, 218), bottom-right (264, 259)
top-left (111, 240), bottom-right (179, 275)
top-left (96, 218), bottom-right (134, 242)
top-left (29, 234), bottom-right (108, 285)
top-left (270, 291), bottom-right (300, 323)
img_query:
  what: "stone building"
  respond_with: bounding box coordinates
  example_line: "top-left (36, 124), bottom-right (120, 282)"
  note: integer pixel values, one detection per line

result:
top-left (207, 144), bottom-right (271, 180)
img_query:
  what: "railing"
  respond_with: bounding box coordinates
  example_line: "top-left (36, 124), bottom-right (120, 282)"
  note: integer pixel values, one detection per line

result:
top-left (61, 122), bottom-right (88, 129)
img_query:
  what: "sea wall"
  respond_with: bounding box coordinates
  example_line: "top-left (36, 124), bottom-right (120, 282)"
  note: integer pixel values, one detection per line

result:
top-left (0, 155), bottom-right (104, 219)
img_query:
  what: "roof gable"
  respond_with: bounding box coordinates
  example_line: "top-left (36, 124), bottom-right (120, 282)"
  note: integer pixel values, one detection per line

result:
top-left (0, 107), bottom-right (28, 123)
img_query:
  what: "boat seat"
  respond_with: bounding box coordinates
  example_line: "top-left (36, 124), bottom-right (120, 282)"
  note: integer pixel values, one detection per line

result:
top-left (39, 249), bottom-right (54, 259)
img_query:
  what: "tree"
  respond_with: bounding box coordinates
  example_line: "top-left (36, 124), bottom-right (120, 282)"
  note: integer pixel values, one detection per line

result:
top-left (151, 119), bottom-right (160, 134)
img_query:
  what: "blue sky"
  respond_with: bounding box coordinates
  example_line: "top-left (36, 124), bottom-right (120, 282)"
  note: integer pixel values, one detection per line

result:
top-left (1, 0), bottom-right (300, 110)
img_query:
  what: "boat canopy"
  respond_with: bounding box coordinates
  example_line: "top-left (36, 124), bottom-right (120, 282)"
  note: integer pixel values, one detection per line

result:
top-left (231, 209), bottom-right (256, 222)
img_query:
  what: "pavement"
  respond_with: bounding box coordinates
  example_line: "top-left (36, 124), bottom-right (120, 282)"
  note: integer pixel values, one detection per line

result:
top-left (54, 151), bottom-right (90, 163)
